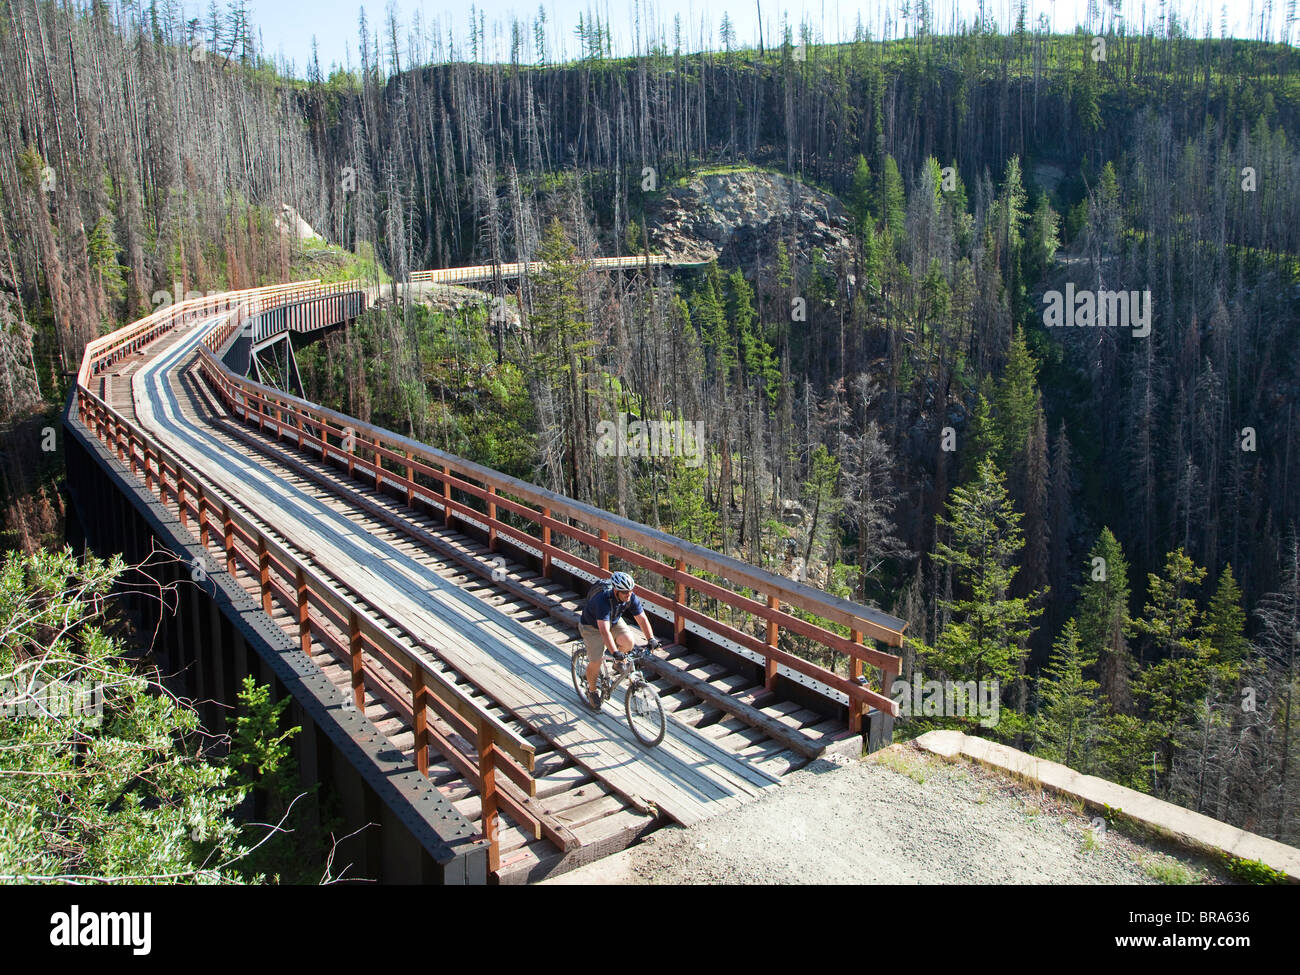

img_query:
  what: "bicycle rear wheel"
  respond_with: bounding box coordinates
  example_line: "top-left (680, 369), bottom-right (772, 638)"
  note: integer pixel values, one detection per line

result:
top-left (624, 679), bottom-right (666, 747)
top-left (570, 647), bottom-right (590, 703)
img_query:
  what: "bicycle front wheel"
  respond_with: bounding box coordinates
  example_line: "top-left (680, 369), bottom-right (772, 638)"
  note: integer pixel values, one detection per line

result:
top-left (624, 679), bottom-right (666, 747)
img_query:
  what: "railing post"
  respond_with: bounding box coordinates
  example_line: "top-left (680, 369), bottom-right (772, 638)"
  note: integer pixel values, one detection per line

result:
top-left (674, 558), bottom-right (687, 644)
top-left (158, 460), bottom-right (168, 507)
top-left (442, 466), bottom-right (453, 528)
top-left (295, 566), bottom-right (312, 656)
top-left (348, 611), bottom-right (365, 711)
top-left (880, 664), bottom-right (898, 720)
top-left (222, 505), bottom-right (236, 575)
top-left (765, 595), bottom-right (779, 690)
top-left (257, 535), bottom-right (272, 614)
top-left (346, 428), bottom-right (355, 478)
top-left (374, 439), bottom-right (383, 492)
top-left (404, 455), bottom-right (414, 507)
top-left (296, 411), bottom-right (304, 450)
top-left (849, 629), bottom-right (864, 734)
top-left (487, 487), bottom-right (498, 551)
top-left (599, 529), bottom-right (610, 573)
top-left (128, 432), bottom-right (138, 477)
top-left (178, 478), bottom-right (188, 528)
top-left (477, 724), bottom-right (500, 874)
top-left (144, 446), bottom-right (154, 494)
top-left (411, 670), bottom-right (429, 776)
top-left (541, 507), bottom-right (552, 578)
top-left (197, 488), bottom-right (209, 548)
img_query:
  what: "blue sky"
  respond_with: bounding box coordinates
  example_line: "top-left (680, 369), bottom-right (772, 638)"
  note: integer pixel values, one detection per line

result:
top-left (190, 1), bottom-right (1281, 77)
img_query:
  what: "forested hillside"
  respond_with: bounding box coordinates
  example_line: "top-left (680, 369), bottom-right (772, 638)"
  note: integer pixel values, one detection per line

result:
top-left (1, 0), bottom-right (1296, 844)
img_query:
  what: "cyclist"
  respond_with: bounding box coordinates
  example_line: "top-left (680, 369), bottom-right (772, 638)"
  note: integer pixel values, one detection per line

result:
top-left (577, 571), bottom-right (658, 710)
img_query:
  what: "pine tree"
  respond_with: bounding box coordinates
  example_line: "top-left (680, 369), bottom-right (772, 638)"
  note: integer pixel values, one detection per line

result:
top-left (994, 155), bottom-right (1029, 273)
top-left (923, 458), bottom-right (1043, 694)
top-left (1202, 564), bottom-right (1250, 673)
top-left (879, 154), bottom-right (906, 245)
top-left (1130, 548), bottom-right (1214, 797)
top-left (993, 326), bottom-right (1040, 473)
top-left (1077, 527), bottom-right (1135, 712)
top-left (1019, 397), bottom-right (1050, 600)
top-left (1046, 421), bottom-right (1075, 631)
top-left (960, 389), bottom-right (1003, 483)
top-left (1036, 619), bottom-right (1101, 770)
top-left (850, 154), bottom-right (874, 234)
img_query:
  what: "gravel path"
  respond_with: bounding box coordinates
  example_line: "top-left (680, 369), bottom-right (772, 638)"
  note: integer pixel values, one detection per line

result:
top-left (547, 744), bottom-right (1224, 885)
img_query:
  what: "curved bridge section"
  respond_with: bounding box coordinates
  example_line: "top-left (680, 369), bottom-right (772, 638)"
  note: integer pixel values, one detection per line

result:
top-left (64, 261), bottom-right (905, 884)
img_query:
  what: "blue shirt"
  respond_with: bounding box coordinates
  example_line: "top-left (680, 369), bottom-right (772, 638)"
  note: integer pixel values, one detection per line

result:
top-left (580, 585), bottom-right (644, 627)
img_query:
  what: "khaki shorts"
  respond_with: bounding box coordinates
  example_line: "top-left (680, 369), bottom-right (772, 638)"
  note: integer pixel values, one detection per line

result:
top-left (578, 620), bottom-right (636, 661)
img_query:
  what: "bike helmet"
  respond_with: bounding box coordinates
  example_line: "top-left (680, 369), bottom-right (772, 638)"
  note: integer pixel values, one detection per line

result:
top-left (609, 571), bottom-right (635, 593)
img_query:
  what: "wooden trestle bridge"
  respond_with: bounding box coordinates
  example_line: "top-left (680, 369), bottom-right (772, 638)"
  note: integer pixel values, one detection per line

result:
top-left (64, 257), bottom-right (906, 884)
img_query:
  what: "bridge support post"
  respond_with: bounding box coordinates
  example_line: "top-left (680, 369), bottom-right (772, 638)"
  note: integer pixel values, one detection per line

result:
top-left (487, 488), bottom-right (498, 551)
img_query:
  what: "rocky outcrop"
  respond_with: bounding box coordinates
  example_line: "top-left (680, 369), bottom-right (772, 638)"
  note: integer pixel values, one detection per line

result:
top-left (276, 204), bottom-right (323, 242)
top-left (648, 169), bottom-right (854, 271)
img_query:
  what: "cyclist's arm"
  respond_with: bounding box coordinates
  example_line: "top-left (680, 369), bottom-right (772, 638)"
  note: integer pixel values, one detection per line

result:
top-left (633, 611), bottom-right (655, 644)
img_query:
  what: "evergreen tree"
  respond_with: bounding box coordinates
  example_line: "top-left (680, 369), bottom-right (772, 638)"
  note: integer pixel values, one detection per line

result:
top-left (1202, 564), bottom-right (1250, 673)
top-left (1036, 619), bottom-right (1101, 770)
top-left (850, 154), bottom-right (874, 234)
top-left (1077, 527), bottom-right (1135, 712)
top-left (923, 458), bottom-right (1043, 695)
top-left (879, 154), bottom-right (906, 245)
top-left (960, 388), bottom-right (1003, 483)
top-left (993, 326), bottom-right (1040, 473)
top-left (1130, 548), bottom-right (1215, 797)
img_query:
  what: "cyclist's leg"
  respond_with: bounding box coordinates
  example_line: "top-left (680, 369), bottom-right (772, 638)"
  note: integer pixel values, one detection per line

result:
top-left (611, 620), bottom-right (637, 655)
top-left (579, 623), bottom-right (605, 696)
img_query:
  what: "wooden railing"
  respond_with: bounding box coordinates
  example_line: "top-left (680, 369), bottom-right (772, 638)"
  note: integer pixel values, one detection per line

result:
top-left (194, 345), bottom-right (907, 732)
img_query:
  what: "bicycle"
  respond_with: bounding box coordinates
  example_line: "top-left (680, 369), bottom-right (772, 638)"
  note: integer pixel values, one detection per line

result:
top-left (570, 637), bottom-right (667, 748)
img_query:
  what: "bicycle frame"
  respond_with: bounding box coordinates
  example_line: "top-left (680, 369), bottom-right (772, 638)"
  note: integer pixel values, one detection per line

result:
top-left (597, 649), bottom-right (647, 701)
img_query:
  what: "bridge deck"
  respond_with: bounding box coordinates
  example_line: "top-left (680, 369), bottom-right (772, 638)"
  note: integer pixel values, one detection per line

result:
top-left (104, 315), bottom-right (854, 881)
